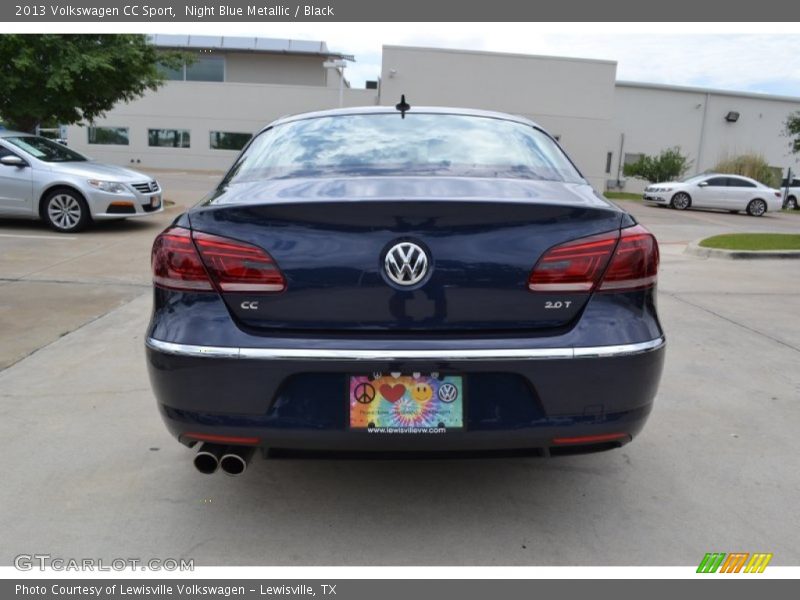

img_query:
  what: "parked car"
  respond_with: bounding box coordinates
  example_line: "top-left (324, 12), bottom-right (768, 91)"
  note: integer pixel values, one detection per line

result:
top-left (781, 177), bottom-right (800, 210)
top-left (145, 106), bottom-right (665, 475)
top-left (643, 174), bottom-right (782, 216)
top-left (0, 131), bottom-right (163, 232)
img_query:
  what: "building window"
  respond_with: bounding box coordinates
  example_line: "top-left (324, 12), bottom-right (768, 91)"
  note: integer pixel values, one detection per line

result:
top-left (148, 129), bottom-right (191, 148)
top-left (605, 151), bottom-right (613, 174)
top-left (209, 131), bottom-right (252, 151)
top-left (161, 53), bottom-right (225, 82)
top-left (87, 126), bottom-right (129, 145)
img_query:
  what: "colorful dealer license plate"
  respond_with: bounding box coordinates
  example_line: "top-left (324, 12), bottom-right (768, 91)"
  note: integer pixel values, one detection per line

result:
top-left (349, 373), bottom-right (464, 431)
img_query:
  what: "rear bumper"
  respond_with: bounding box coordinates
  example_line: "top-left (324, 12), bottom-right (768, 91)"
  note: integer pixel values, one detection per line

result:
top-left (146, 336), bottom-right (665, 453)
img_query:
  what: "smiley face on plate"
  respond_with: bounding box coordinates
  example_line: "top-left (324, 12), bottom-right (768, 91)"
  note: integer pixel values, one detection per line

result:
top-left (410, 382), bottom-right (433, 402)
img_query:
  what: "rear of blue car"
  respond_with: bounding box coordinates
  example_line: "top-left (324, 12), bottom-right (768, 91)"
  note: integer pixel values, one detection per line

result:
top-left (145, 108), bottom-right (665, 472)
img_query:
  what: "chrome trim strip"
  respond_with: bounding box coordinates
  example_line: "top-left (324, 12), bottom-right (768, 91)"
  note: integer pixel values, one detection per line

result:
top-left (146, 336), bottom-right (664, 361)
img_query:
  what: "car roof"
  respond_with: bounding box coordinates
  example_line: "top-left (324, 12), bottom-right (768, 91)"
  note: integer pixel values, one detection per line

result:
top-left (700, 173), bottom-right (763, 184)
top-left (264, 105), bottom-right (544, 133)
top-left (0, 130), bottom-right (33, 139)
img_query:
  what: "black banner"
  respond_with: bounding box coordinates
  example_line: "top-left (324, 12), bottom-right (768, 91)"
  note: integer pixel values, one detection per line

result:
top-left (1, 0), bottom-right (795, 22)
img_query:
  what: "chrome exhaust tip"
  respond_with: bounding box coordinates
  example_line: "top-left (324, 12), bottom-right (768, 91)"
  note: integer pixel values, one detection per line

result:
top-left (193, 443), bottom-right (225, 474)
top-left (219, 446), bottom-right (256, 477)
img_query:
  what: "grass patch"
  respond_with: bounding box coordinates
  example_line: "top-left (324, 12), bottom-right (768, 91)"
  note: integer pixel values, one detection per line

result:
top-left (699, 233), bottom-right (800, 251)
top-left (603, 191), bottom-right (642, 201)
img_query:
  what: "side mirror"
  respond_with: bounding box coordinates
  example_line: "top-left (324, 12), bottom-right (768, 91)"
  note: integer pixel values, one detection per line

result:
top-left (0, 155), bottom-right (26, 167)
top-left (697, 181), bottom-right (708, 187)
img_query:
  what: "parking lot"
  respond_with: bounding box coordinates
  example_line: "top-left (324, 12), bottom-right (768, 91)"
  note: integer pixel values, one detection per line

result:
top-left (1, 171), bottom-right (798, 566)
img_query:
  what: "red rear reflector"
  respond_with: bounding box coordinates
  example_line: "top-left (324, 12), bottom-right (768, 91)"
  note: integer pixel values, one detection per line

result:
top-left (151, 227), bottom-right (286, 293)
top-left (151, 227), bottom-right (214, 291)
top-left (528, 231), bottom-right (617, 292)
top-left (598, 225), bottom-right (659, 292)
top-left (193, 232), bottom-right (285, 293)
top-left (528, 224), bottom-right (658, 293)
top-left (552, 433), bottom-right (628, 445)
top-left (185, 432), bottom-right (261, 445)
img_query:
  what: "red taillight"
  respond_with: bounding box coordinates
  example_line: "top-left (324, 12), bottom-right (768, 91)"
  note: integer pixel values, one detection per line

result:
top-left (528, 224), bottom-right (658, 293)
top-left (152, 227), bottom-right (285, 293)
top-left (193, 231), bottom-right (285, 293)
top-left (598, 225), bottom-right (659, 292)
top-left (528, 231), bottom-right (617, 292)
top-left (552, 433), bottom-right (628, 445)
top-left (184, 432), bottom-right (261, 445)
top-left (151, 227), bottom-right (214, 291)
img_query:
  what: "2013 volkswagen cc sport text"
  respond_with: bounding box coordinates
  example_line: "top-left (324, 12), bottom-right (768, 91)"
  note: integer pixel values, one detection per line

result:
top-left (145, 106), bottom-right (665, 475)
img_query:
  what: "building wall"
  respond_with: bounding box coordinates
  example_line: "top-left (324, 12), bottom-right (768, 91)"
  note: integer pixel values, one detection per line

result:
top-left (379, 45), bottom-right (618, 191)
top-left (611, 83), bottom-right (800, 193)
top-left (67, 82), bottom-right (377, 171)
top-left (224, 52), bottom-right (329, 86)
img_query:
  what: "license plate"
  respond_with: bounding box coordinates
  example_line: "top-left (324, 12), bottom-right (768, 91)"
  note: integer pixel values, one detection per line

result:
top-left (150, 195), bottom-right (161, 208)
top-left (349, 373), bottom-right (464, 431)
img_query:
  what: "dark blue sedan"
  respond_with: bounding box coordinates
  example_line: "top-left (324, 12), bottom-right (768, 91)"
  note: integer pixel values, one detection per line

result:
top-left (145, 106), bottom-right (665, 475)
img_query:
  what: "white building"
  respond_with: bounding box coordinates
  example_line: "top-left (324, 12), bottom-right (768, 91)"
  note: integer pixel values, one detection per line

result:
top-left (67, 37), bottom-right (800, 193)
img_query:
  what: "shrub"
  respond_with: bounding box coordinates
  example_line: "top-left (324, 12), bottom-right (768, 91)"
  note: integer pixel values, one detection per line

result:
top-left (713, 154), bottom-right (781, 188)
top-left (623, 147), bottom-right (692, 183)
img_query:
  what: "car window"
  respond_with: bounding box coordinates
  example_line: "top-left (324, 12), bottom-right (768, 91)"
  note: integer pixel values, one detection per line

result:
top-left (3, 136), bottom-right (88, 162)
top-left (705, 177), bottom-right (728, 186)
top-left (726, 177), bottom-right (756, 188)
top-left (223, 113), bottom-right (585, 184)
top-left (0, 145), bottom-right (12, 158)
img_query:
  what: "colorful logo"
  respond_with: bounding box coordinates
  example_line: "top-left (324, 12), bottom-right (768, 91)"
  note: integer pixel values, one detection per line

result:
top-left (696, 552), bottom-right (773, 573)
top-left (349, 373), bottom-right (463, 430)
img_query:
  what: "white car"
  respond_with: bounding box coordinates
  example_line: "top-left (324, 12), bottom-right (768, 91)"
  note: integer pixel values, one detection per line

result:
top-left (0, 131), bottom-right (163, 232)
top-left (643, 174), bottom-right (782, 216)
top-left (781, 176), bottom-right (800, 210)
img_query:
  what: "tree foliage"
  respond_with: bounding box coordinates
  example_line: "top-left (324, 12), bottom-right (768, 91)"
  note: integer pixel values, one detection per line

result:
top-left (0, 34), bottom-right (186, 132)
top-left (623, 147), bottom-right (692, 183)
top-left (785, 112), bottom-right (800, 155)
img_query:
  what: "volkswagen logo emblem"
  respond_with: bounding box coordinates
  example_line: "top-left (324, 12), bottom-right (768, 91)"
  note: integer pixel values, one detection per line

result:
top-left (384, 242), bottom-right (429, 286)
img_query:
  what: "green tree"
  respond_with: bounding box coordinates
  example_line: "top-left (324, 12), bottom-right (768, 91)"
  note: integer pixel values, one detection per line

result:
top-left (623, 147), bottom-right (692, 183)
top-left (0, 34), bottom-right (185, 133)
top-left (785, 112), bottom-right (800, 155)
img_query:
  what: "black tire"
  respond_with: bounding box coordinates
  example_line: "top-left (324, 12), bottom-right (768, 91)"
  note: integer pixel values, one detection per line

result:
top-left (41, 188), bottom-right (91, 233)
top-left (787, 196), bottom-right (798, 210)
top-left (670, 192), bottom-right (691, 210)
top-left (746, 198), bottom-right (767, 217)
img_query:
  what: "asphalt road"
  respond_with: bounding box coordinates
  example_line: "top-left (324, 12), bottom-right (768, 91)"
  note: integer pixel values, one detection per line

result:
top-left (1, 177), bottom-right (798, 566)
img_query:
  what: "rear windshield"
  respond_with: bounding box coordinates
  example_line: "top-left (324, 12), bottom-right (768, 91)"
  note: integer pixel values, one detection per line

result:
top-left (4, 136), bottom-right (88, 162)
top-left (222, 113), bottom-right (585, 184)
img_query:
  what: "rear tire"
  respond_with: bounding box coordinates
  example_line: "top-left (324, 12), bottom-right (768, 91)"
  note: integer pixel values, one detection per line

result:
top-left (42, 188), bottom-right (91, 233)
top-left (670, 192), bottom-right (691, 210)
top-left (746, 198), bottom-right (767, 217)
top-left (787, 196), bottom-right (798, 210)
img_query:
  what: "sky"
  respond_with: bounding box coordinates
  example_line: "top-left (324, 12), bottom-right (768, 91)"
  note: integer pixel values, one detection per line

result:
top-left (230, 24), bottom-right (800, 96)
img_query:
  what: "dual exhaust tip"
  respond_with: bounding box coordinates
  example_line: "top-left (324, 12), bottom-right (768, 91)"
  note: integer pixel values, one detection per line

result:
top-left (193, 443), bottom-right (256, 476)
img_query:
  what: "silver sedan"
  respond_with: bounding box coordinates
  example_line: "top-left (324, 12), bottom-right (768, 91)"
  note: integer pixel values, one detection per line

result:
top-left (0, 131), bottom-right (163, 232)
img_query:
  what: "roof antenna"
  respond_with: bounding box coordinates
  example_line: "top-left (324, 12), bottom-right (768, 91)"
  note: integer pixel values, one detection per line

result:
top-left (395, 94), bottom-right (410, 118)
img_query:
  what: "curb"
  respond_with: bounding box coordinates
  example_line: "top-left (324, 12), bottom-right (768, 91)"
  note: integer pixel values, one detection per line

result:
top-left (685, 241), bottom-right (800, 260)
